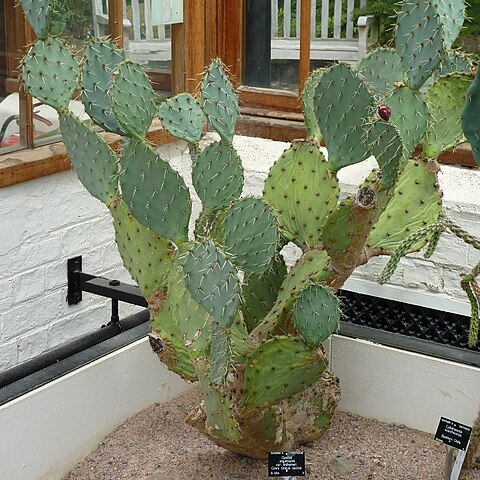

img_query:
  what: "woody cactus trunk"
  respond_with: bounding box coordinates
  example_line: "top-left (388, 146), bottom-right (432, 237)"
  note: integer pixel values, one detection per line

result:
top-left (20, 0), bottom-right (479, 459)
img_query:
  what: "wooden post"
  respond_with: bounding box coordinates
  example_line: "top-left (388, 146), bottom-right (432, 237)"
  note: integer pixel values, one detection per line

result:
top-left (299, 0), bottom-right (312, 94)
top-left (108, 0), bottom-right (124, 48)
top-left (184, 0), bottom-right (205, 93)
top-left (171, 22), bottom-right (185, 94)
top-left (19, 14), bottom-right (34, 148)
top-left (245, 0), bottom-right (271, 88)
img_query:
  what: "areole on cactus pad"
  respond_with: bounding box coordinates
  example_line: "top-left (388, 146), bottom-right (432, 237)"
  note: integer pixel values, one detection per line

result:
top-left (18, 0), bottom-right (480, 461)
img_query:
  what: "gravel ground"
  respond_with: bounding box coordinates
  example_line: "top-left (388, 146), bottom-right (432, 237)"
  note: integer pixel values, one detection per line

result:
top-left (65, 388), bottom-right (480, 480)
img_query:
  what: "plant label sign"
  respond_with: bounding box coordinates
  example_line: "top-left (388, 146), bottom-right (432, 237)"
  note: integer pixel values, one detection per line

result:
top-left (268, 452), bottom-right (306, 477)
top-left (434, 417), bottom-right (472, 451)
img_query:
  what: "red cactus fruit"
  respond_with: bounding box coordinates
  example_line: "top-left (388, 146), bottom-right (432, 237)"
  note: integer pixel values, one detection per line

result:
top-left (378, 104), bottom-right (392, 121)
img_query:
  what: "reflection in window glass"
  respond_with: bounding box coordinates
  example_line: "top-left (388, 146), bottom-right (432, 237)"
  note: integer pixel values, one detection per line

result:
top-left (245, 0), bottom-right (299, 92)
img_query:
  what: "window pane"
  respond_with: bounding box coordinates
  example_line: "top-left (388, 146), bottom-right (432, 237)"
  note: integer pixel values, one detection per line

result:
top-left (245, 0), bottom-right (299, 92)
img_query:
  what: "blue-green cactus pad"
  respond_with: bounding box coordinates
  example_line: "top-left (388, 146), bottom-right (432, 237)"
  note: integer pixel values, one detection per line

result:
top-left (81, 39), bottom-right (126, 135)
top-left (241, 336), bottom-right (327, 407)
top-left (192, 141), bottom-right (244, 213)
top-left (367, 120), bottom-right (403, 189)
top-left (158, 93), bottom-right (205, 143)
top-left (264, 140), bottom-right (339, 249)
top-left (435, 0), bottom-right (465, 50)
top-left (302, 68), bottom-right (325, 140)
top-left (293, 283), bottom-right (341, 347)
top-left (395, 0), bottom-right (445, 89)
top-left (223, 197), bottom-right (280, 274)
top-left (424, 73), bottom-right (472, 158)
top-left (356, 48), bottom-right (404, 95)
top-left (209, 324), bottom-right (231, 385)
top-left (314, 63), bottom-right (373, 171)
top-left (59, 112), bottom-right (118, 204)
top-left (242, 255), bottom-right (287, 332)
top-left (200, 59), bottom-right (238, 143)
top-left (111, 60), bottom-right (156, 138)
top-left (22, 37), bottom-right (79, 111)
top-left (384, 85), bottom-right (429, 161)
top-left (19, 0), bottom-right (53, 38)
top-left (367, 158), bottom-right (442, 255)
top-left (183, 240), bottom-right (241, 328)
top-left (120, 139), bottom-right (191, 243)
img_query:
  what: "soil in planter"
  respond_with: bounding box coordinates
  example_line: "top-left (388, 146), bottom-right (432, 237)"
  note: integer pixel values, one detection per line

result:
top-left (64, 388), bottom-right (480, 480)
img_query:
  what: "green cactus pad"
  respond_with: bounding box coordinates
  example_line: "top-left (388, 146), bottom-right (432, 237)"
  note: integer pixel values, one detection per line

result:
top-left (302, 68), bottom-right (325, 140)
top-left (183, 240), bottom-right (241, 328)
top-left (264, 140), bottom-right (339, 249)
top-left (356, 48), bottom-right (404, 95)
top-left (81, 39), bottom-right (126, 135)
top-left (395, 0), bottom-right (445, 90)
top-left (158, 93), bottom-right (205, 143)
top-left (435, 0), bottom-right (465, 50)
top-left (200, 59), bottom-right (238, 143)
top-left (384, 85), bottom-right (429, 161)
top-left (110, 198), bottom-right (174, 298)
top-left (314, 63), bottom-right (373, 171)
top-left (241, 336), bottom-right (327, 407)
top-left (366, 121), bottom-right (403, 189)
top-left (293, 284), bottom-right (341, 347)
top-left (462, 68), bottom-right (480, 165)
top-left (439, 50), bottom-right (473, 76)
top-left (195, 358), bottom-right (241, 442)
top-left (22, 37), bottom-right (79, 111)
top-left (19, 0), bottom-right (53, 38)
top-left (252, 249), bottom-right (332, 341)
top-left (111, 60), bottom-right (156, 138)
top-left (424, 73), bottom-right (472, 158)
top-left (59, 112), bottom-right (118, 204)
top-left (222, 197), bottom-right (280, 274)
top-left (192, 141), bottom-right (244, 213)
top-left (242, 255), bottom-right (287, 332)
top-left (120, 139), bottom-right (191, 243)
top-left (367, 159), bottom-right (442, 255)
top-left (209, 324), bottom-right (231, 385)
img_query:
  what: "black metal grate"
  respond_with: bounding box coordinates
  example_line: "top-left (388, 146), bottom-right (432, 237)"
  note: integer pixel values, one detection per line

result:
top-left (339, 289), bottom-right (480, 353)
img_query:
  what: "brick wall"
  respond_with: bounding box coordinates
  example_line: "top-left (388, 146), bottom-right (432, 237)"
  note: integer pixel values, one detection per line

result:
top-left (0, 135), bottom-right (479, 372)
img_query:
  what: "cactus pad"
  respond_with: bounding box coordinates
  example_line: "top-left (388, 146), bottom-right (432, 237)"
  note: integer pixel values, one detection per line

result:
top-left (81, 39), bottom-right (126, 135)
top-left (242, 255), bottom-right (287, 332)
top-left (384, 85), bottom-right (429, 161)
top-left (222, 197), bottom-right (279, 274)
top-left (367, 159), bottom-right (442, 255)
top-left (111, 60), bottom-right (156, 138)
top-left (424, 73), bottom-right (472, 158)
top-left (293, 284), bottom-right (341, 347)
top-left (367, 121), bottom-right (403, 188)
top-left (356, 48), bottom-right (404, 95)
top-left (462, 67), bottom-right (480, 166)
top-left (59, 112), bottom-right (119, 204)
top-left (435, 0), bottom-right (465, 49)
top-left (120, 139), bottom-right (191, 243)
top-left (19, 0), bottom-right (53, 38)
top-left (200, 59), bottom-right (238, 143)
top-left (195, 358), bottom-right (241, 441)
top-left (314, 63), bottom-right (373, 171)
top-left (110, 198), bottom-right (175, 298)
top-left (302, 68), bottom-right (324, 140)
top-left (264, 140), bottom-right (339, 249)
top-left (183, 240), bottom-right (241, 328)
top-left (395, 0), bottom-right (445, 89)
top-left (22, 37), bottom-right (79, 111)
top-left (241, 336), bottom-right (327, 407)
top-left (158, 93), bottom-right (205, 143)
top-left (192, 141), bottom-right (244, 213)
top-left (209, 324), bottom-right (231, 384)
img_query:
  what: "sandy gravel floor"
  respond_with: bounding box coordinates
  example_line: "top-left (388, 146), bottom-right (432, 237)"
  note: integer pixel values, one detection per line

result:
top-left (65, 388), bottom-right (480, 480)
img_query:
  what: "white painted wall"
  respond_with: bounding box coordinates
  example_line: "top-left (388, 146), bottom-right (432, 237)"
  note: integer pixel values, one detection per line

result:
top-left (0, 134), bottom-right (480, 372)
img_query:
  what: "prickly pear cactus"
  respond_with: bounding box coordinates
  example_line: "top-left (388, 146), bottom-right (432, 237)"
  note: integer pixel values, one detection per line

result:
top-left (19, 0), bottom-right (479, 460)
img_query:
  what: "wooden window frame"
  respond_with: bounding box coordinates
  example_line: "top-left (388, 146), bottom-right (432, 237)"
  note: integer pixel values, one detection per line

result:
top-left (0, 0), bottom-right (206, 188)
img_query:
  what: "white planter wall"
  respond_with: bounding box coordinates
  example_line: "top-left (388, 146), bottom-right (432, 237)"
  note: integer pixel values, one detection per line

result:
top-left (0, 133), bottom-right (479, 368)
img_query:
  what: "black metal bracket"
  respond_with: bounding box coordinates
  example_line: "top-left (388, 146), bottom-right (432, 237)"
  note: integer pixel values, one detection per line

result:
top-left (67, 256), bottom-right (148, 328)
